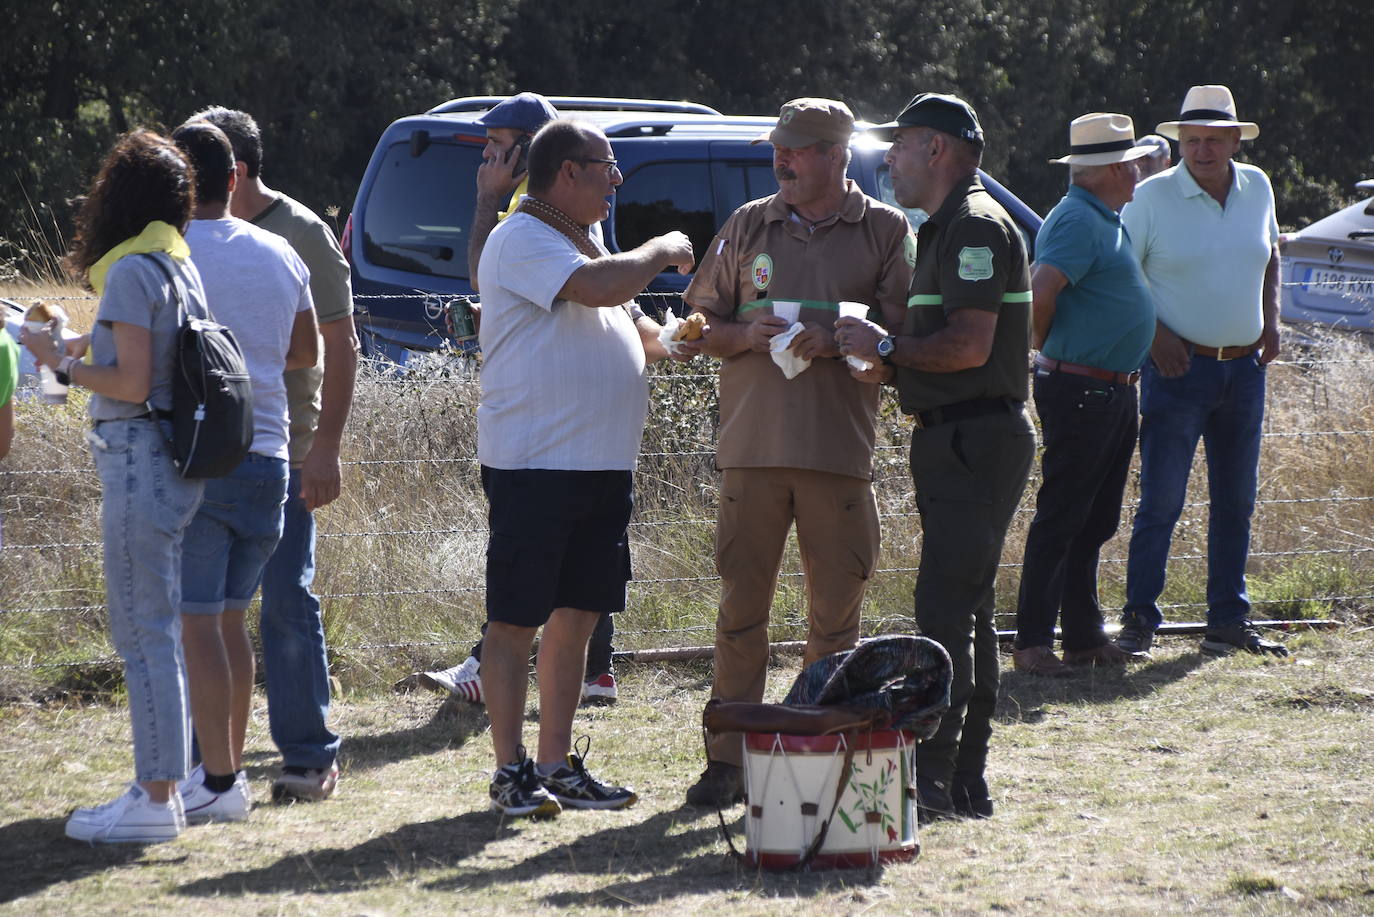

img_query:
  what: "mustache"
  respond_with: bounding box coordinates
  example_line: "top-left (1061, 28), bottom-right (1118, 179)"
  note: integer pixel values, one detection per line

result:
top-left (775, 166), bottom-right (797, 181)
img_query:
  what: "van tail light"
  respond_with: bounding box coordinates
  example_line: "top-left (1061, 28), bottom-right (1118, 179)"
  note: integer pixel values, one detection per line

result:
top-left (341, 213), bottom-right (354, 265)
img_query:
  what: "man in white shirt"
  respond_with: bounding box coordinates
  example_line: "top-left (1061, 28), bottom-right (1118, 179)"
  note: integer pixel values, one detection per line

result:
top-left (1115, 85), bottom-right (1287, 659)
top-left (476, 119), bottom-right (693, 817)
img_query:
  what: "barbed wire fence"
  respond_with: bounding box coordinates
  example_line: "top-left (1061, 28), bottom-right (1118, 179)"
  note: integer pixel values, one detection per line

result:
top-left (3, 287), bottom-right (1374, 683)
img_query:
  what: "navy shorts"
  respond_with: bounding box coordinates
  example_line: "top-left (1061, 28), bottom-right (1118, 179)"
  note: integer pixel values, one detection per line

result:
top-left (481, 466), bottom-right (633, 628)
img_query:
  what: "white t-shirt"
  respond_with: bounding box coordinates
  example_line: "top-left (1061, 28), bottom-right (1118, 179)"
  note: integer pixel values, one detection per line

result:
top-left (185, 218), bottom-right (314, 459)
top-left (476, 213), bottom-right (647, 471)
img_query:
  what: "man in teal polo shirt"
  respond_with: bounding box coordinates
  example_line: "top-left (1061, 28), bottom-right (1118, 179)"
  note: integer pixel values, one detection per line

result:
top-left (1115, 85), bottom-right (1287, 659)
top-left (1011, 113), bottom-right (1156, 677)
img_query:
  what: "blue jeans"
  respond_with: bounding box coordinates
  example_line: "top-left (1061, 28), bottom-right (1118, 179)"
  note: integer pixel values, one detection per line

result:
top-left (1124, 354), bottom-right (1266, 629)
top-left (259, 468), bottom-right (340, 769)
top-left (91, 418), bottom-right (204, 782)
top-left (181, 454), bottom-right (288, 615)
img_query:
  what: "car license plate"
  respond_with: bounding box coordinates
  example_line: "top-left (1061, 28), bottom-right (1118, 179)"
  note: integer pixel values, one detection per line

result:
top-left (1303, 266), bottom-right (1374, 299)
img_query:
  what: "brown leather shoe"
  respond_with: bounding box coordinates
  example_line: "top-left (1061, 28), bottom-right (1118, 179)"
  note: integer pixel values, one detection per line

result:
top-left (1012, 645), bottom-right (1072, 678)
top-left (1062, 642), bottom-right (1146, 666)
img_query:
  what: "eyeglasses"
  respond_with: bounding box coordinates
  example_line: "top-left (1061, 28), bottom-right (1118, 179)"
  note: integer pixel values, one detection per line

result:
top-left (575, 157), bottom-right (620, 176)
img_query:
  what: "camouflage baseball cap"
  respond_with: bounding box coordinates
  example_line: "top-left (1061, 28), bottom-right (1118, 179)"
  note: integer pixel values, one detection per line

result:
top-left (751, 98), bottom-right (855, 148)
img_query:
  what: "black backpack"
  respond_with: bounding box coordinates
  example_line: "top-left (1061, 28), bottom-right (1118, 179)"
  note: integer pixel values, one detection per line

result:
top-left (148, 253), bottom-right (254, 478)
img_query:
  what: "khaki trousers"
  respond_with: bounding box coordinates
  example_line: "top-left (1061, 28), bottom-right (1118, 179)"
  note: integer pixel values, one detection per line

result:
top-left (706, 467), bottom-right (880, 765)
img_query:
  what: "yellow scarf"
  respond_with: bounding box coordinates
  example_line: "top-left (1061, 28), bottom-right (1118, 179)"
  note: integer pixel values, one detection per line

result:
top-left (88, 221), bottom-right (190, 294)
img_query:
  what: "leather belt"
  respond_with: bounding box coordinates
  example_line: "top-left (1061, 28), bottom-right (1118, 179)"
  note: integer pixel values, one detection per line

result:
top-left (1190, 342), bottom-right (1260, 361)
top-left (913, 396), bottom-right (1019, 430)
top-left (1034, 354), bottom-right (1139, 385)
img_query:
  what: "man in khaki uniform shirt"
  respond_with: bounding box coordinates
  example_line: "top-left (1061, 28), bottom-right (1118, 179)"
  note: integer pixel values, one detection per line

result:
top-left (680, 98), bottom-right (913, 808)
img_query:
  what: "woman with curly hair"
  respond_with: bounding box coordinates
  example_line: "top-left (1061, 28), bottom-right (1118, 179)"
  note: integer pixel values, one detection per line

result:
top-left (23, 130), bottom-right (209, 844)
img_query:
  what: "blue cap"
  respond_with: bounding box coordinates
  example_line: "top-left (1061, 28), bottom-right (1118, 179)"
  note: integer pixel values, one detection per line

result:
top-left (477, 93), bottom-right (558, 133)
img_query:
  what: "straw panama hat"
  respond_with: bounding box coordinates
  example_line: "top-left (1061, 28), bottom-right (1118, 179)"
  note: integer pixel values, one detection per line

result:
top-left (1050, 113), bottom-right (1156, 166)
top-left (1156, 85), bottom-right (1259, 140)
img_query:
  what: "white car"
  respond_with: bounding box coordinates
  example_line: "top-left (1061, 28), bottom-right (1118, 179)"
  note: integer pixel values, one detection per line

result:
top-left (1279, 180), bottom-right (1374, 332)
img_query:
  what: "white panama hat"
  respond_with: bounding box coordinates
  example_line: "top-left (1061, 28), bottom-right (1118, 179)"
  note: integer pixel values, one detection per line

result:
top-left (1156, 85), bottom-right (1259, 140)
top-left (1050, 113), bottom-right (1156, 166)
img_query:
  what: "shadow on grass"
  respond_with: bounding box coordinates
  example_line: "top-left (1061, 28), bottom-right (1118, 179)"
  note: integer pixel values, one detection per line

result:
top-left (175, 804), bottom-right (882, 903)
top-left (532, 808), bottom-right (891, 908)
top-left (998, 648), bottom-right (1207, 723)
top-left (0, 816), bottom-right (185, 905)
top-left (336, 695), bottom-right (491, 775)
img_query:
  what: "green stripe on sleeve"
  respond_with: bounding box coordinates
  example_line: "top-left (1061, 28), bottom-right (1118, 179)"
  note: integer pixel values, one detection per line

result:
top-left (907, 291), bottom-right (1031, 308)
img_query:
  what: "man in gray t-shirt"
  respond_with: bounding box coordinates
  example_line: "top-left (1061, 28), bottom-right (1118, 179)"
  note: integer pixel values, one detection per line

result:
top-left (191, 106), bottom-right (359, 803)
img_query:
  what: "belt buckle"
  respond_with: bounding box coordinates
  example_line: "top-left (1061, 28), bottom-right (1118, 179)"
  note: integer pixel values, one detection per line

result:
top-left (1215, 347), bottom-right (1235, 362)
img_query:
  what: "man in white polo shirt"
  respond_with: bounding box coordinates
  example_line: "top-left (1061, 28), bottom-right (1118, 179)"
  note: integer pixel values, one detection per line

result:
top-left (1115, 85), bottom-right (1287, 658)
top-left (476, 119), bottom-right (693, 817)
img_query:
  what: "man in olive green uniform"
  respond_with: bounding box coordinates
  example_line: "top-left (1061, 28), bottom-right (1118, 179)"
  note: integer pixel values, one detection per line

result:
top-left (838, 93), bottom-right (1034, 821)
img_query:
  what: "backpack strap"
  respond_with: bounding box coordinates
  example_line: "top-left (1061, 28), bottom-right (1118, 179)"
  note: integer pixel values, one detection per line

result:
top-left (142, 253), bottom-right (191, 421)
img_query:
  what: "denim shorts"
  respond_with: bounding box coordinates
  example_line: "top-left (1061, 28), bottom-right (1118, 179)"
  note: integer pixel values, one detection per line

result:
top-left (481, 466), bottom-right (633, 627)
top-left (181, 453), bottom-right (289, 615)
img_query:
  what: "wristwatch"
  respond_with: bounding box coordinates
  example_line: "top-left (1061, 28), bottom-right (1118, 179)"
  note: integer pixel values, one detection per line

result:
top-left (876, 335), bottom-right (897, 364)
top-left (55, 355), bottom-right (78, 386)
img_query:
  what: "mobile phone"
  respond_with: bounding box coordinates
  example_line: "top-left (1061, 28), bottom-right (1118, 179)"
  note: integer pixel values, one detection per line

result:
top-left (504, 134), bottom-right (531, 179)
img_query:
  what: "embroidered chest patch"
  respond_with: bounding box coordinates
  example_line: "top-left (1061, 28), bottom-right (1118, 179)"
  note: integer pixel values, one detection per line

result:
top-left (903, 232), bottom-right (919, 269)
top-left (957, 245), bottom-right (995, 281)
top-left (752, 253), bottom-right (774, 291)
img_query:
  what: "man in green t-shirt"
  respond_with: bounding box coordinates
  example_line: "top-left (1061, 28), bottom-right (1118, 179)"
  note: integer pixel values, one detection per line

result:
top-left (191, 107), bottom-right (358, 803)
top-left (1, 326), bottom-right (16, 458)
top-left (838, 93), bottom-right (1034, 823)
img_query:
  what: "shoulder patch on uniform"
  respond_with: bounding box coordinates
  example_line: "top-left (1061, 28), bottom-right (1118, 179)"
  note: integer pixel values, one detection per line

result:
top-left (903, 232), bottom-right (918, 269)
top-left (752, 253), bottom-right (773, 291)
top-left (957, 246), bottom-right (995, 281)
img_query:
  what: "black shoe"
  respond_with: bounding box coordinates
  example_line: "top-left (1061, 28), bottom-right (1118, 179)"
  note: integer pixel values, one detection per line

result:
top-left (1115, 614), bottom-right (1156, 656)
top-left (916, 775), bottom-right (958, 824)
top-left (951, 772), bottom-right (993, 819)
top-left (1200, 622), bottom-right (1290, 658)
top-left (685, 760), bottom-right (744, 807)
top-left (538, 736), bottom-right (637, 810)
top-left (489, 747), bottom-right (561, 818)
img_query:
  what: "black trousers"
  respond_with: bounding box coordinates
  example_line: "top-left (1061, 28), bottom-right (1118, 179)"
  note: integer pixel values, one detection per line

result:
top-left (1014, 370), bottom-right (1138, 651)
top-left (909, 407), bottom-right (1035, 786)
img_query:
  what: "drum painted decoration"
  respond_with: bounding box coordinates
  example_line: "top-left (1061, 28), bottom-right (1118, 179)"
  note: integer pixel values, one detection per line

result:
top-left (742, 729), bottom-right (918, 870)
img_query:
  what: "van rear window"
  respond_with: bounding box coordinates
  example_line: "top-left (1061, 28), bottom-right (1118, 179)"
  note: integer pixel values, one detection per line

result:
top-left (361, 141), bottom-right (483, 279)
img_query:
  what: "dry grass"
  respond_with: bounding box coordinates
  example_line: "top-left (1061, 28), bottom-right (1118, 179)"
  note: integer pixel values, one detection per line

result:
top-left (3, 293), bottom-right (1374, 696)
top-left (3, 299), bottom-right (1374, 912)
top-left (1, 627), bottom-right (1372, 915)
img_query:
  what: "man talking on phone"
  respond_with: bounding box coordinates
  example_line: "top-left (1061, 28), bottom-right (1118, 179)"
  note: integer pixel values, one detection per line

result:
top-left (423, 93), bottom-right (621, 705)
top-left (467, 92), bottom-right (559, 286)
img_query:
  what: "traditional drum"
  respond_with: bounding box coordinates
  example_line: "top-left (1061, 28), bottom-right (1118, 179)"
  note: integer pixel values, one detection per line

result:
top-left (742, 728), bottom-right (918, 870)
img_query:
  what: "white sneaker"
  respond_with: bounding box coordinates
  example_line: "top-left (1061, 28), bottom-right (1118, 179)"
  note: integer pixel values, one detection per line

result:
top-left (419, 656), bottom-right (483, 703)
top-left (581, 673), bottom-right (618, 705)
top-left (177, 765), bottom-right (251, 824)
top-left (66, 784), bottom-right (185, 844)
top-left (271, 763), bottom-right (340, 802)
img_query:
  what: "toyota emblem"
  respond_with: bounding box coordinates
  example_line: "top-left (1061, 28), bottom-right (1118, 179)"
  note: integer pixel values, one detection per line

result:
top-left (1328, 246), bottom-right (1345, 265)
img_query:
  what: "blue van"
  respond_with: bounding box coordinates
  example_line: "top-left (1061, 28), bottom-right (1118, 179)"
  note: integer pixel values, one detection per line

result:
top-left (343, 96), bottom-right (1042, 363)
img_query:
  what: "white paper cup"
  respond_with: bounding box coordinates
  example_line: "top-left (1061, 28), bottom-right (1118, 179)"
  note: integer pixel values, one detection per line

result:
top-left (24, 320), bottom-right (68, 404)
top-left (771, 300), bottom-right (800, 325)
top-left (838, 301), bottom-right (870, 321)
